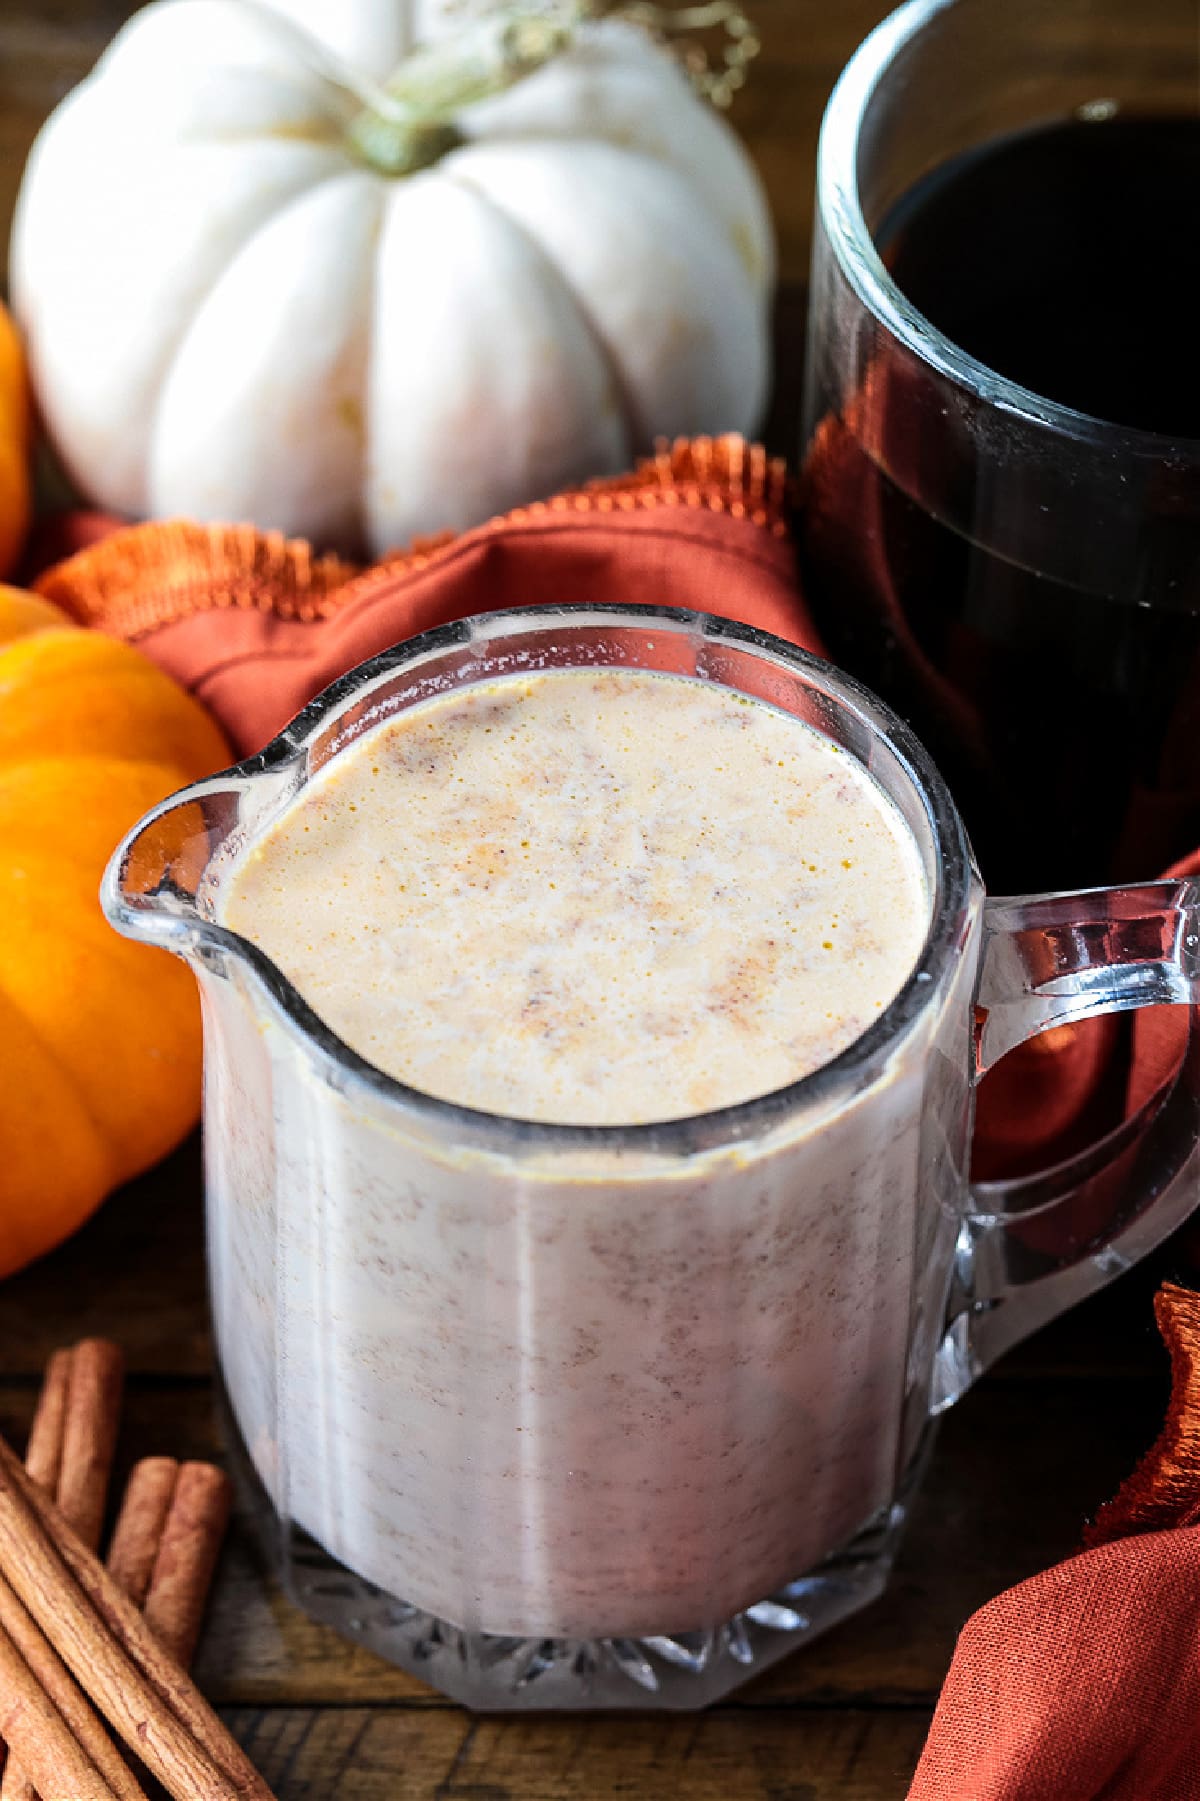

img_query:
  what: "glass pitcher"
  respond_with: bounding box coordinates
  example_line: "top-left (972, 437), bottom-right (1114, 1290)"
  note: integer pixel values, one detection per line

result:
top-left (102, 605), bottom-right (1200, 1711)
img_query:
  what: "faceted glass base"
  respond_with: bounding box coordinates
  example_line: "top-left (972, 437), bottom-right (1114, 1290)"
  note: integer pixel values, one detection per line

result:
top-left (220, 1386), bottom-right (928, 1711)
top-left (281, 1496), bottom-right (909, 1711)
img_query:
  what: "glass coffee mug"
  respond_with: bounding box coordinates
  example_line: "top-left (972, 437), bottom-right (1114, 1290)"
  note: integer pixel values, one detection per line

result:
top-left (800, 0), bottom-right (1200, 895)
top-left (102, 607), bottom-right (1200, 1711)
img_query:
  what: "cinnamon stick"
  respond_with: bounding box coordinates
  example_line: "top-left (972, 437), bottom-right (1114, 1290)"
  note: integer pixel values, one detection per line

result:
top-left (0, 1622), bottom-right (118, 1801)
top-left (2, 1345), bottom-right (74, 1801)
top-left (3, 1452), bottom-right (231, 1801)
top-left (22, 1354), bottom-right (72, 1497)
top-left (3, 1340), bottom-right (126, 1801)
top-left (0, 1433), bottom-right (273, 1801)
top-left (106, 1462), bottom-right (178, 1611)
top-left (143, 1465), bottom-right (232, 1669)
top-left (56, 1343), bottom-right (124, 1553)
top-left (0, 1575), bottom-right (146, 1801)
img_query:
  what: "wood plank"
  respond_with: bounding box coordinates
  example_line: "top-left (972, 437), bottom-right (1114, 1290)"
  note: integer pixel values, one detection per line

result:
top-left (222, 1704), bottom-right (933, 1801)
top-left (0, 1367), bottom-right (1165, 1711)
top-left (0, 2), bottom-right (898, 289)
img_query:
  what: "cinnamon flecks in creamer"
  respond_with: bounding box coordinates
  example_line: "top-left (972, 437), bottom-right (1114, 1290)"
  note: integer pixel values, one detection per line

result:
top-left (222, 668), bottom-right (929, 1124)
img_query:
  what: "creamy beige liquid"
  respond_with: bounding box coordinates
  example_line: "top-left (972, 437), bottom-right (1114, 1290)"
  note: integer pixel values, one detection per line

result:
top-left (223, 669), bottom-right (928, 1123)
top-left (209, 665), bottom-right (951, 1645)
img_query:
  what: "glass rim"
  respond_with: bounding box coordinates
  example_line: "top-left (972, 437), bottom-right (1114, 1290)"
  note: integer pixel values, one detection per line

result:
top-left (104, 604), bottom-right (975, 1158)
top-left (817, 0), bottom-right (1200, 458)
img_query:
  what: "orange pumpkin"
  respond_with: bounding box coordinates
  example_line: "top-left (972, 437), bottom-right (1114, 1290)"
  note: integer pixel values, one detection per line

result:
top-left (0, 305), bottom-right (31, 576)
top-left (0, 587), bottom-right (230, 1278)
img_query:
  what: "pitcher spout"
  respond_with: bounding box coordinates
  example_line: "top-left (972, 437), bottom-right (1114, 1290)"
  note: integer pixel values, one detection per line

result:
top-left (101, 765), bottom-right (290, 956)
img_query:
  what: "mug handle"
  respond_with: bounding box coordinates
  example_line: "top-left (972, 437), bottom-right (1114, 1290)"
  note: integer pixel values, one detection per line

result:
top-left (932, 879), bottom-right (1200, 1411)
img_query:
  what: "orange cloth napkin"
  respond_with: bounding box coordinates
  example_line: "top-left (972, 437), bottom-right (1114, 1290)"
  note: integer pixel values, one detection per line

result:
top-left (31, 442), bottom-right (806, 755)
top-left (909, 1284), bottom-right (1200, 1801)
top-left (28, 436), bottom-right (1200, 1795)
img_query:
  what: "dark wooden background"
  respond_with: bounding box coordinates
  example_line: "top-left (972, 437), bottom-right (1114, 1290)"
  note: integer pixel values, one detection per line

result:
top-left (0, 3), bottom-right (1179, 1795)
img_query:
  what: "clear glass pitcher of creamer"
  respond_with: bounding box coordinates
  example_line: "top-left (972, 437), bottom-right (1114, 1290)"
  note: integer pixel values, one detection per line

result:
top-left (102, 606), bottom-right (1200, 1711)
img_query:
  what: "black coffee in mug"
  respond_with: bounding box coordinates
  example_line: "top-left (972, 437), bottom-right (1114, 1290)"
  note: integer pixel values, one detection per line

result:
top-left (801, 105), bottom-right (1200, 894)
top-left (881, 116), bottom-right (1200, 437)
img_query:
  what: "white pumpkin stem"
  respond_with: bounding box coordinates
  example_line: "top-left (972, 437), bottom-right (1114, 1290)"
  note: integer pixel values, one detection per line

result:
top-left (344, 0), bottom-right (760, 174)
top-left (346, 6), bottom-right (585, 175)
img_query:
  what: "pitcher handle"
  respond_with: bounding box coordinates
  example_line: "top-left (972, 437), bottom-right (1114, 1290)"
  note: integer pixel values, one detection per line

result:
top-left (932, 879), bottom-right (1200, 1411)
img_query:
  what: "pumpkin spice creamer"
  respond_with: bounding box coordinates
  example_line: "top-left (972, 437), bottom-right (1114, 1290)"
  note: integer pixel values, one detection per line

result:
top-left (215, 666), bottom-right (930, 1639)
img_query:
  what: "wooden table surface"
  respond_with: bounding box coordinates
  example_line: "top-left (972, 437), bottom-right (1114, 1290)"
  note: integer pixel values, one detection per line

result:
top-left (0, 3), bottom-right (1184, 1796)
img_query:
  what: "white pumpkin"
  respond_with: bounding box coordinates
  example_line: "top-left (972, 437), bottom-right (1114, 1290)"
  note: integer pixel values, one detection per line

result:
top-left (11, 0), bottom-right (773, 555)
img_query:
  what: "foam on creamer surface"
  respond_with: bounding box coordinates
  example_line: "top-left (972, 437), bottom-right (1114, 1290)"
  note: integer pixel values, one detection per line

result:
top-left (222, 668), bottom-right (930, 1125)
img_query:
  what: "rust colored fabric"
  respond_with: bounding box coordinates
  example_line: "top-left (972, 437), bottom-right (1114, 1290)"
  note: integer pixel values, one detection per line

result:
top-left (908, 1526), bottom-right (1200, 1800)
top-left (33, 439), bottom-right (808, 756)
top-left (1087, 1285), bottom-right (1200, 1546)
top-left (908, 1286), bottom-right (1200, 1801)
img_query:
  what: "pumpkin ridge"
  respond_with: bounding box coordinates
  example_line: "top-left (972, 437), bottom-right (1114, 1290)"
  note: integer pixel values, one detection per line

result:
top-left (0, 579), bottom-right (221, 1276)
top-left (0, 755), bottom-right (191, 866)
top-left (146, 162), bottom-right (365, 500)
top-left (0, 586), bottom-right (74, 645)
top-left (0, 628), bottom-right (228, 776)
top-left (0, 623), bottom-right (81, 680)
top-left (0, 440), bottom-right (30, 578)
top-left (0, 956), bottom-right (118, 1189)
top-left (342, 173), bottom-right (381, 557)
top-left (0, 988), bottom-right (114, 1279)
top-left (441, 154), bottom-right (643, 453)
top-left (443, 134), bottom-right (769, 445)
top-left (0, 848), bottom-right (200, 1186)
top-left (0, 304), bottom-right (28, 439)
top-left (13, 58), bottom-right (356, 518)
